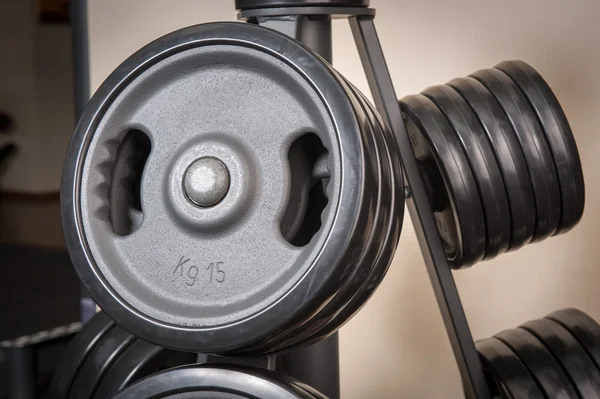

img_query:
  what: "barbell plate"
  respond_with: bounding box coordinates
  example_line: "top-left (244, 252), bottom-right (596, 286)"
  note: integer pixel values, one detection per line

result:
top-left (298, 75), bottom-right (403, 345)
top-left (92, 338), bottom-right (196, 399)
top-left (400, 94), bottom-right (486, 267)
top-left (48, 311), bottom-right (114, 399)
top-left (495, 327), bottom-right (578, 398)
top-left (423, 84), bottom-right (511, 259)
top-left (263, 72), bottom-right (401, 353)
top-left (476, 337), bottom-right (545, 399)
top-left (471, 68), bottom-right (561, 242)
top-left (111, 364), bottom-right (321, 399)
top-left (546, 308), bottom-right (600, 371)
top-left (448, 76), bottom-right (535, 250)
top-left (495, 61), bottom-right (585, 233)
top-left (61, 21), bottom-right (403, 354)
top-left (521, 318), bottom-right (600, 398)
top-left (68, 325), bottom-right (135, 399)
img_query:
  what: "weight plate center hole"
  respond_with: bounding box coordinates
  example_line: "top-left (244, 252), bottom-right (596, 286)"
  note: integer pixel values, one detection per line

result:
top-left (108, 129), bottom-right (151, 236)
top-left (281, 133), bottom-right (330, 247)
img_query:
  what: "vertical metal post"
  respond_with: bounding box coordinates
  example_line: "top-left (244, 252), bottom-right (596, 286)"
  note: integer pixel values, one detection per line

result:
top-left (71, 0), bottom-right (90, 121)
top-left (252, 12), bottom-right (340, 399)
top-left (276, 335), bottom-right (340, 399)
top-left (70, 0), bottom-right (95, 323)
top-left (7, 347), bottom-right (35, 399)
top-left (348, 15), bottom-right (490, 399)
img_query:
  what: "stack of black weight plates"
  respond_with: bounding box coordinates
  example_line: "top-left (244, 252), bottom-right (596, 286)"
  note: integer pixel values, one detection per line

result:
top-left (48, 312), bottom-right (196, 399)
top-left (399, 60), bottom-right (585, 269)
top-left (477, 308), bottom-right (600, 399)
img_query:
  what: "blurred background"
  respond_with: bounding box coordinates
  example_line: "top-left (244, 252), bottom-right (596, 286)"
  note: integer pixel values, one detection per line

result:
top-left (1, 0), bottom-right (600, 397)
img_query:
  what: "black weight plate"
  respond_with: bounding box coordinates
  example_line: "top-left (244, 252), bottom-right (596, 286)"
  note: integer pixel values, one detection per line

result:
top-left (48, 311), bottom-right (114, 399)
top-left (423, 84), bottom-right (511, 259)
top-left (68, 325), bottom-right (135, 399)
top-left (521, 318), bottom-right (600, 398)
top-left (476, 337), bottom-right (545, 399)
top-left (495, 61), bottom-right (585, 233)
top-left (112, 364), bottom-right (322, 399)
top-left (304, 77), bottom-right (402, 342)
top-left (93, 339), bottom-right (197, 399)
top-left (400, 94), bottom-right (486, 267)
top-left (448, 77), bottom-right (536, 250)
top-left (547, 308), bottom-right (600, 370)
top-left (471, 68), bottom-right (561, 241)
top-left (496, 328), bottom-right (578, 398)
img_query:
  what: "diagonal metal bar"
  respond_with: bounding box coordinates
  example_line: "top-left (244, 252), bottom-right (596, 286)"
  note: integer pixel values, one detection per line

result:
top-left (348, 14), bottom-right (490, 399)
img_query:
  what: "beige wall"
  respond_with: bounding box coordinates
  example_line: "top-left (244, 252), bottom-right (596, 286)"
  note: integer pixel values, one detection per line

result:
top-left (88, 0), bottom-right (600, 397)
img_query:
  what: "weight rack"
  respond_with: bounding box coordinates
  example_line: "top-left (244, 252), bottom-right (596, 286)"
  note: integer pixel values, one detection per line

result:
top-left (65, 1), bottom-right (552, 398)
top-left (238, 1), bottom-right (489, 397)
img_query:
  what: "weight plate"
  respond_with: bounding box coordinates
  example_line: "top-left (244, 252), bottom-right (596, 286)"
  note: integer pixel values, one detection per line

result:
top-left (448, 76), bottom-right (535, 250)
top-left (521, 318), bottom-right (600, 398)
top-left (471, 68), bottom-right (561, 241)
top-left (400, 94), bottom-right (486, 267)
top-left (288, 379), bottom-right (329, 399)
top-left (547, 308), bottom-right (600, 371)
top-left (476, 337), bottom-right (545, 399)
top-left (496, 328), bottom-right (578, 398)
top-left (93, 339), bottom-right (197, 399)
top-left (270, 73), bottom-right (399, 351)
top-left (68, 325), bottom-right (135, 399)
top-left (495, 61), bottom-right (584, 233)
top-left (266, 70), bottom-right (384, 350)
top-left (246, 70), bottom-right (403, 353)
top-left (423, 84), bottom-right (511, 259)
top-left (111, 364), bottom-right (324, 399)
top-left (61, 22), bottom-right (403, 353)
top-left (307, 76), bottom-right (402, 342)
top-left (48, 311), bottom-right (114, 399)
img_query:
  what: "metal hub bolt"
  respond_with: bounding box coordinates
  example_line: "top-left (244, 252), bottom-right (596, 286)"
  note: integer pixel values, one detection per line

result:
top-left (183, 157), bottom-right (230, 207)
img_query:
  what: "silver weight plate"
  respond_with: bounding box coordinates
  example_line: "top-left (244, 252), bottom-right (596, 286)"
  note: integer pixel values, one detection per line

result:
top-left (61, 22), bottom-right (385, 353)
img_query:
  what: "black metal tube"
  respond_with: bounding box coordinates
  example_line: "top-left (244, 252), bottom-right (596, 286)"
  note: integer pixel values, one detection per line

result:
top-left (348, 15), bottom-right (490, 399)
top-left (71, 0), bottom-right (90, 121)
top-left (250, 11), bottom-right (340, 399)
top-left (276, 335), bottom-right (340, 399)
top-left (298, 16), bottom-right (332, 63)
top-left (70, 0), bottom-right (95, 323)
top-left (7, 347), bottom-right (35, 399)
